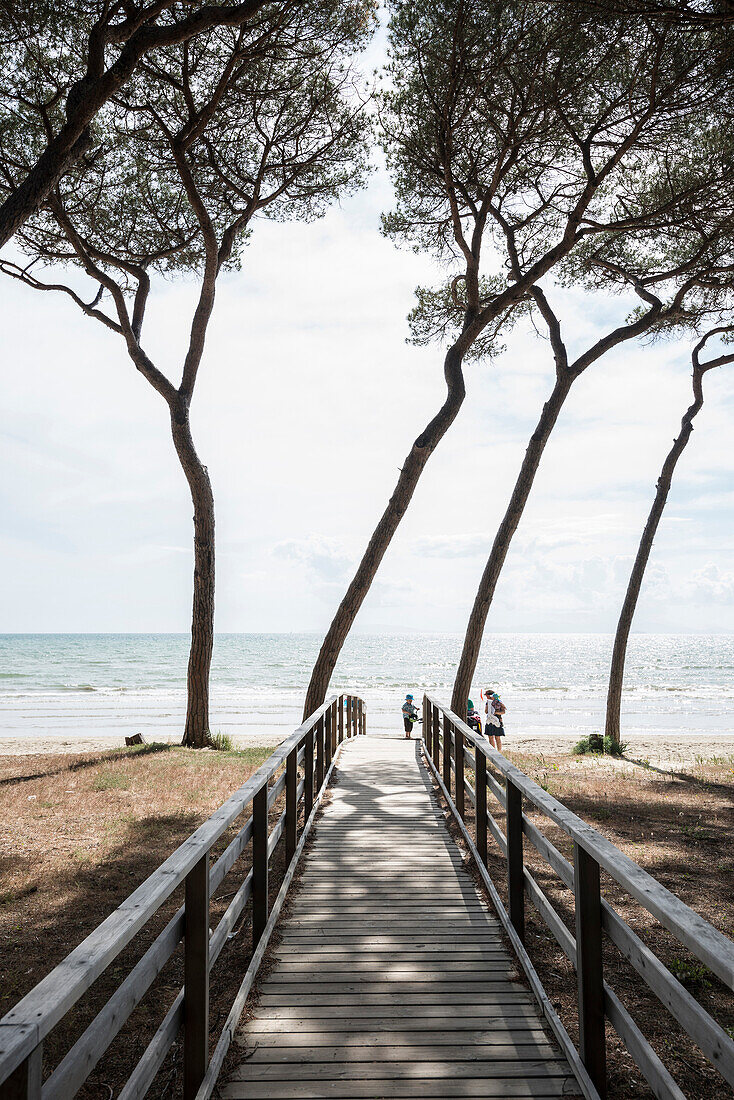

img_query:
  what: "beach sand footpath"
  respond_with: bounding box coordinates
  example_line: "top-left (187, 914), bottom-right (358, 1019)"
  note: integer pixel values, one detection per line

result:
top-left (1, 729), bottom-right (733, 766)
top-left (0, 732), bottom-right (286, 756)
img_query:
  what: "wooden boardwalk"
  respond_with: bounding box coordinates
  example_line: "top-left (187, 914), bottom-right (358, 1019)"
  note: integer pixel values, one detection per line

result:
top-left (223, 737), bottom-right (580, 1099)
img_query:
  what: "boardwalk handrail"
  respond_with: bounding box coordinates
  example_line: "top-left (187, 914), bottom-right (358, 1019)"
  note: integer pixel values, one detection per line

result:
top-left (422, 693), bottom-right (734, 1100)
top-left (0, 693), bottom-right (366, 1100)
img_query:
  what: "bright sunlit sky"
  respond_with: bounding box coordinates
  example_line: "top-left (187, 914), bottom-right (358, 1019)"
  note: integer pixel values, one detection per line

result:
top-left (2, 43), bottom-right (734, 636)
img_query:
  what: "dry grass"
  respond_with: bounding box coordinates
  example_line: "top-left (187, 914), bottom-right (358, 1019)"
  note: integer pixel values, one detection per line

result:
top-left (433, 747), bottom-right (734, 1100)
top-left (0, 742), bottom-right (280, 1099)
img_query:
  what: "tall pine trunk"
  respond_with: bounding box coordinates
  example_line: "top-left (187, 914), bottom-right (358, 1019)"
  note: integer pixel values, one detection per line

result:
top-left (302, 344), bottom-right (466, 719)
top-left (171, 404), bottom-right (215, 748)
top-left (451, 370), bottom-right (573, 714)
top-left (605, 387), bottom-right (705, 744)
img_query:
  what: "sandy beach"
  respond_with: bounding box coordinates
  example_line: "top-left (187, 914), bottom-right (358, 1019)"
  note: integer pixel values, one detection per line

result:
top-left (2, 729), bottom-right (733, 768)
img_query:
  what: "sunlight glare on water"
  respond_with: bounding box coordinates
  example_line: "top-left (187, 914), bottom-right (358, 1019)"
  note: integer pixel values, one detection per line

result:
top-left (0, 632), bottom-right (732, 741)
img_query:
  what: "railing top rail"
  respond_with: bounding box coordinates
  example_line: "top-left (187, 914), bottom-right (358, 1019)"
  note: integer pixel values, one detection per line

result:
top-left (426, 694), bottom-right (734, 991)
top-left (0, 694), bottom-right (344, 1080)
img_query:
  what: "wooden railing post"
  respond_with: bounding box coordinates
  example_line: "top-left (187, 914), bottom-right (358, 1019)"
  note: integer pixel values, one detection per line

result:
top-left (184, 851), bottom-right (209, 1100)
top-left (442, 714), bottom-right (451, 793)
top-left (252, 786), bottom-right (268, 948)
top-left (575, 843), bottom-right (607, 1098)
top-left (475, 745), bottom-right (488, 867)
top-left (338, 694), bottom-right (344, 744)
top-left (359, 698), bottom-right (364, 736)
top-left (432, 705), bottom-right (440, 763)
top-left (4, 1044), bottom-right (42, 1100)
top-left (506, 778), bottom-right (525, 943)
top-left (285, 745), bottom-right (298, 864)
top-left (455, 727), bottom-right (465, 821)
top-left (422, 697), bottom-right (428, 752)
top-left (304, 726), bottom-right (314, 818)
top-left (324, 707), bottom-right (333, 773)
top-left (316, 715), bottom-right (325, 789)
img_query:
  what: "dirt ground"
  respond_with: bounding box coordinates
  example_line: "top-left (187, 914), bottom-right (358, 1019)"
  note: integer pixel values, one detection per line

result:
top-left (432, 745), bottom-right (734, 1100)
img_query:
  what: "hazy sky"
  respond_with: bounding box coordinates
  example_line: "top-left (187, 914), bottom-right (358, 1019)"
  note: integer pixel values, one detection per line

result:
top-left (2, 156), bottom-right (734, 635)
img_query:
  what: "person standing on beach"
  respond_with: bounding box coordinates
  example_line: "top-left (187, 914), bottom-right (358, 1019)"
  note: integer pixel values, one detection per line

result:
top-left (402, 694), bottom-right (419, 738)
top-left (485, 690), bottom-right (506, 751)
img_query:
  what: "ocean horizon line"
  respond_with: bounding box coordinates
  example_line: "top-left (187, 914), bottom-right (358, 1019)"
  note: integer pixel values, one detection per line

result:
top-left (2, 629), bottom-right (733, 638)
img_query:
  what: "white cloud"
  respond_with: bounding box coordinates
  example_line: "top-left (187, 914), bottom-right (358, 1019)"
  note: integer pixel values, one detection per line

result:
top-left (685, 563), bottom-right (734, 604)
top-left (272, 536), bottom-right (353, 584)
top-left (411, 533), bottom-right (489, 558)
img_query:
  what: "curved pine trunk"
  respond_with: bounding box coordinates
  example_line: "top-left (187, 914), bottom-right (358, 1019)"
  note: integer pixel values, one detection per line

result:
top-left (605, 391), bottom-right (703, 744)
top-left (302, 344), bottom-right (467, 719)
top-left (171, 406), bottom-right (215, 748)
top-left (451, 371), bottom-right (574, 715)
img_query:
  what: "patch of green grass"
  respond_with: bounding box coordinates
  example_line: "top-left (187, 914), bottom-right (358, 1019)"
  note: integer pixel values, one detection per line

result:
top-left (573, 735), bottom-right (627, 758)
top-left (93, 770), bottom-right (130, 791)
top-left (205, 741), bottom-right (275, 766)
top-left (209, 732), bottom-right (234, 752)
top-left (668, 957), bottom-right (712, 989)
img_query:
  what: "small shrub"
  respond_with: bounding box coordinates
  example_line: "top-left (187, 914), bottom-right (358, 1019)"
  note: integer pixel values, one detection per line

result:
top-left (209, 732), bottom-right (234, 752)
top-left (573, 735), bottom-right (628, 758)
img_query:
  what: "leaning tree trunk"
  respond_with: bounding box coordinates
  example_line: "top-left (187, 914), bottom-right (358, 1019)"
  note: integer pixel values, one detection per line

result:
top-left (605, 390), bottom-right (703, 744)
top-left (451, 370), bottom-right (574, 715)
top-left (171, 405), bottom-right (215, 748)
top-left (302, 344), bottom-right (467, 719)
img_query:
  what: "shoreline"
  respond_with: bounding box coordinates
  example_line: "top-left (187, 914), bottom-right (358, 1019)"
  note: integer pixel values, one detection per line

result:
top-left (2, 730), bottom-right (733, 767)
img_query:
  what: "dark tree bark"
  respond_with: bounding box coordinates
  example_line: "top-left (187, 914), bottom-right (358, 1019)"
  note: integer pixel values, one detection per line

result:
top-left (450, 369), bottom-right (573, 714)
top-left (605, 329), bottom-right (734, 743)
top-left (171, 406), bottom-right (216, 747)
top-left (303, 343), bottom-right (466, 719)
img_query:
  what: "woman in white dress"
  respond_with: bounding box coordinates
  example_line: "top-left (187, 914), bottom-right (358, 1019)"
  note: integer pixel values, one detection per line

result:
top-left (484, 689), bottom-right (506, 751)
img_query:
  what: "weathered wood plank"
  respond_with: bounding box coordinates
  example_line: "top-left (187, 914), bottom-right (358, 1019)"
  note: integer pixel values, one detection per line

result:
top-left (241, 1043), bottom-right (561, 1064)
top-left (230, 1058), bottom-right (571, 1081)
top-left (221, 1080), bottom-right (579, 1099)
top-left (244, 1009), bottom-right (540, 1027)
top-left (263, 966), bottom-right (520, 982)
top-left (256, 991), bottom-right (535, 1006)
top-left (240, 1031), bottom-right (554, 1048)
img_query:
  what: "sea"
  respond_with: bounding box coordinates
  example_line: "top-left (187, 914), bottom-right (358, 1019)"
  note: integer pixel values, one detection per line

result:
top-left (0, 633), bottom-right (732, 744)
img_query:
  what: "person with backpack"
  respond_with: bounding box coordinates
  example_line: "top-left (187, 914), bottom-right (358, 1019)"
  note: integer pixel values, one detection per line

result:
top-left (466, 699), bottom-right (483, 736)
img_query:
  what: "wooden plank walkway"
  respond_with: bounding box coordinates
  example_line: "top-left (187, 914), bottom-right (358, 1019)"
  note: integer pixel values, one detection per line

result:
top-left (223, 737), bottom-right (580, 1099)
